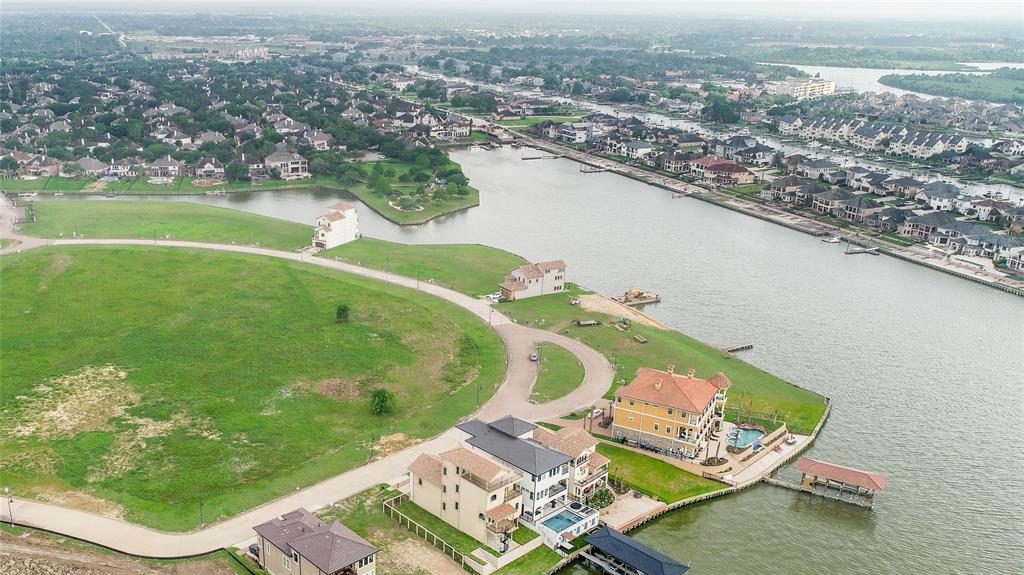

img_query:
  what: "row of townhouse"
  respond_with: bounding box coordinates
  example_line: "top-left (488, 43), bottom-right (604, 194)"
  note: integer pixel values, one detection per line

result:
top-left (407, 416), bottom-right (607, 552)
top-left (760, 173), bottom-right (885, 224)
top-left (778, 116), bottom-right (970, 158)
top-left (898, 211), bottom-right (1024, 260)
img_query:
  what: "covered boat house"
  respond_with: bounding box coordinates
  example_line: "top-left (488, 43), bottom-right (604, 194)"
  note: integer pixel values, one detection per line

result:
top-left (581, 525), bottom-right (689, 575)
top-left (796, 457), bottom-right (886, 508)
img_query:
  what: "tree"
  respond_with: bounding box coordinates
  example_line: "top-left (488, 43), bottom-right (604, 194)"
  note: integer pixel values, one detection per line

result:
top-left (62, 163), bottom-right (83, 178)
top-left (0, 156), bottom-right (18, 176)
top-left (225, 162), bottom-right (248, 182)
top-left (370, 389), bottom-right (396, 415)
top-left (335, 303), bottom-right (350, 323)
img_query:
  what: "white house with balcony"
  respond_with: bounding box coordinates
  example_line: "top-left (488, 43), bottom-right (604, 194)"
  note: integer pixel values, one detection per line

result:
top-left (312, 202), bottom-right (359, 249)
top-left (499, 260), bottom-right (566, 301)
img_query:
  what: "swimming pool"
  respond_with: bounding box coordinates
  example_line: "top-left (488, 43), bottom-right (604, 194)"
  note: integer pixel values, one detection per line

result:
top-left (728, 427), bottom-right (765, 448)
top-left (542, 509), bottom-right (583, 532)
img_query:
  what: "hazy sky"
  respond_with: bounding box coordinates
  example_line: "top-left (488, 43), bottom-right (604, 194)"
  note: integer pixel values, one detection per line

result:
top-left (10, 0), bottom-right (1024, 24)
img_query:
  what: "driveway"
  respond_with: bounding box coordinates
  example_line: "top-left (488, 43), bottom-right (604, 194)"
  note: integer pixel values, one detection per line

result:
top-left (0, 237), bottom-right (615, 557)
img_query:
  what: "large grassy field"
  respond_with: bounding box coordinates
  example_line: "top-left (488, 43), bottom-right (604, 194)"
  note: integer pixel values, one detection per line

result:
top-left (530, 342), bottom-right (585, 404)
top-left (22, 200), bottom-right (313, 251)
top-left (0, 246), bottom-right (505, 530)
top-left (597, 442), bottom-right (725, 503)
top-left (496, 287), bottom-right (827, 434)
top-left (322, 237), bottom-right (527, 297)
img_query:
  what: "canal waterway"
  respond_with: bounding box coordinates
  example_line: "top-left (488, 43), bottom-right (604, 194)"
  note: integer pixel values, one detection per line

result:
top-left (64, 145), bottom-right (1023, 574)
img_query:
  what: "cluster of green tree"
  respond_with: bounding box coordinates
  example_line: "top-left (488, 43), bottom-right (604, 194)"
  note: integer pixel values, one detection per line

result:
top-left (0, 13), bottom-right (123, 59)
top-left (878, 68), bottom-right (1024, 105)
top-left (742, 45), bottom-right (1024, 71)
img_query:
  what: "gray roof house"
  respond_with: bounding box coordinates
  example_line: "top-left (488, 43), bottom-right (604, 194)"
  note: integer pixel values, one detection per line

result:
top-left (253, 508), bottom-right (378, 575)
top-left (456, 416), bottom-right (570, 476)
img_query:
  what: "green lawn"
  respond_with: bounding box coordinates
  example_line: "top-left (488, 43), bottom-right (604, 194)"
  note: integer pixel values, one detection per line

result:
top-left (724, 183), bottom-right (763, 196)
top-left (0, 239), bottom-right (14, 249)
top-left (394, 499), bottom-right (483, 556)
top-left (511, 526), bottom-right (540, 545)
top-left (0, 246), bottom-right (505, 530)
top-left (530, 342), bottom-right (585, 403)
top-left (597, 442), bottom-right (725, 503)
top-left (494, 116), bottom-right (583, 127)
top-left (1, 176), bottom-right (52, 190)
top-left (322, 237), bottom-right (527, 297)
top-left (497, 287), bottom-right (827, 434)
top-left (23, 200), bottom-right (313, 251)
top-left (468, 130), bottom-right (492, 142)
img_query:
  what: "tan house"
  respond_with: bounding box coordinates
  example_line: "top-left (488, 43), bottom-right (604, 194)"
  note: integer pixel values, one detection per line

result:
top-left (611, 366), bottom-right (731, 459)
top-left (407, 447), bottom-right (524, 552)
top-left (531, 426), bottom-right (609, 502)
top-left (499, 260), bottom-right (566, 301)
top-left (253, 508), bottom-right (378, 575)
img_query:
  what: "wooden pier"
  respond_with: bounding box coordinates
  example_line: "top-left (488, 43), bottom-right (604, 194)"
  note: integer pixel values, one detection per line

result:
top-left (764, 457), bottom-right (886, 509)
top-left (521, 154), bottom-right (563, 161)
top-left (725, 344), bottom-right (753, 353)
top-left (579, 164), bottom-right (611, 173)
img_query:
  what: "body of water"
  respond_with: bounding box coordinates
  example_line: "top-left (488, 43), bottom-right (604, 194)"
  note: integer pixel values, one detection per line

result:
top-left (66, 146), bottom-right (1023, 573)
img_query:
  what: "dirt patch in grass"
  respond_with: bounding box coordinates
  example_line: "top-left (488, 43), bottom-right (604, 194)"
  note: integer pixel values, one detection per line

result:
top-left (36, 253), bottom-right (73, 291)
top-left (33, 488), bottom-right (126, 519)
top-left (313, 377), bottom-right (361, 400)
top-left (364, 432), bottom-right (421, 460)
top-left (377, 537), bottom-right (464, 575)
top-left (4, 365), bottom-right (135, 440)
top-left (89, 412), bottom-right (221, 483)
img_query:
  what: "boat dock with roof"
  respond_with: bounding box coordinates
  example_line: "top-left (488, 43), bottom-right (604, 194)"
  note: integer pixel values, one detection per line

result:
top-left (765, 456), bottom-right (886, 508)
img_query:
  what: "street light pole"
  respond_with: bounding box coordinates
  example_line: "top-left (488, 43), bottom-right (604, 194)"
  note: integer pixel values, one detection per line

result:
top-left (4, 487), bottom-right (12, 527)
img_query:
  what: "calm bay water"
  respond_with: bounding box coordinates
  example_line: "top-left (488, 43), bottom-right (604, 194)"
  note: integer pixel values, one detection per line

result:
top-left (70, 146), bottom-right (1023, 573)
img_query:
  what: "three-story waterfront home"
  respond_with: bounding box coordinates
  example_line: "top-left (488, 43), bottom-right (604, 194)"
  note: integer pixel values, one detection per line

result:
top-left (499, 260), bottom-right (567, 301)
top-left (312, 202), bottom-right (360, 250)
top-left (611, 366), bottom-right (731, 459)
top-left (253, 508), bottom-right (378, 575)
top-left (407, 447), bottom-right (524, 552)
top-left (531, 426), bottom-right (610, 502)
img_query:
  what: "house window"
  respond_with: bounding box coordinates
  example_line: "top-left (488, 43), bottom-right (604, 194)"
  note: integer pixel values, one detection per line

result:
top-left (417, 478), bottom-right (422, 485)
top-left (479, 513), bottom-right (485, 521)
top-left (455, 502), bottom-right (459, 510)
top-left (490, 494), bottom-right (497, 501)
top-left (455, 484), bottom-right (459, 493)
top-left (667, 409), bottom-right (673, 415)
top-left (442, 502), bottom-right (446, 511)
top-left (653, 424), bottom-right (660, 431)
top-left (666, 427), bottom-right (672, 434)
top-left (628, 400), bottom-right (635, 406)
top-left (628, 416), bottom-right (635, 422)
top-left (282, 556), bottom-right (290, 569)
top-left (442, 485), bottom-right (446, 493)
top-left (443, 466), bottom-right (448, 475)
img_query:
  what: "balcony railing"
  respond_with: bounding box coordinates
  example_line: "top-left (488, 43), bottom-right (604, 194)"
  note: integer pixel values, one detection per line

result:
top-left (457, 470), bottom-right (521, 493)
top-left (504, 487), bottom-right (522, 503)
top-left (486, 519), bottom-right (517, 534)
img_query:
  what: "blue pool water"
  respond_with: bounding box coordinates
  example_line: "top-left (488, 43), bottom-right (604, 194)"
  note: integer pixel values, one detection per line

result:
top-left (543, 510), bottom-right (583, 532)
top-left (728, 427), bottom-right (765, 448)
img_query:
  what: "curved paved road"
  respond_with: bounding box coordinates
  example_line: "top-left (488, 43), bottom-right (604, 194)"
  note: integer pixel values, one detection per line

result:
top-left (0, 236), bottom-right (614, 557)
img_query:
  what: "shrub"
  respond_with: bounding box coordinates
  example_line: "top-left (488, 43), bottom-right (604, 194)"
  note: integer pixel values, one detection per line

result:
top-left (587, 488), bottom-right (615, 509)
top-left (370, 389), bottom-right (397, 415)
top-left (335, 303), bottom-right (350, 323)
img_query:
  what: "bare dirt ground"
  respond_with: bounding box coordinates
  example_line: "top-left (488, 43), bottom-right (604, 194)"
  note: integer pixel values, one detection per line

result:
top-left (376, 537), bottom-right (463, 575)
top-left (578, 294), bottom-right (670, 330)
top-left (0, 530), bottom-right (234, 575)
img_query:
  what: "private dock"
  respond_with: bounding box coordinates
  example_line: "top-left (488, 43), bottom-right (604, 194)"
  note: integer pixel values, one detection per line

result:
top-left (846, 246), bottom-right (880, 256)
top-left (611, 288), bottom-right (661, 307)
top-left (521, 154), bottom-right (563, 160)
top-left (764, 457), bottom-right (886, 508)
top-left (580, 164), bottom-right (611, 173)
top-left (725, 344), bottom-right (754, 353)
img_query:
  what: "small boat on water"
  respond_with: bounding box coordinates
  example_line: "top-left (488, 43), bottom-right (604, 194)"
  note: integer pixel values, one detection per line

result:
top-left (103, 191), bottom-right (117, 198)
top-left (822, 236), bottom-right (841, 244)
top-left (53, 192), bottom-right (65, 197)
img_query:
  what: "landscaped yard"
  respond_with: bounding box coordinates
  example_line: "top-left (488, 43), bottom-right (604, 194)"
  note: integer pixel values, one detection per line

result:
top-left (23, 200), bottom-right (313, 251)
top-left (322, 237), bottom-right (527, 296)
top-left (493, 545), bottom-right (562, 575)
top-left (0, 246), bottom-right (505, 530)
top-left (344, 159), bottom-right (480, 225)
top-left (0, 176), bottom-right (93, 191)
top-left (530, 342), bottom-right (585, 403)
top-left (597, 442), bottom-right (725, 503)
top-left (496, 287), bottom-right (827, 434)
top-left (393, 498), bottom-right (484, 556)
top-left (723, 183), bottom-right (763, 196)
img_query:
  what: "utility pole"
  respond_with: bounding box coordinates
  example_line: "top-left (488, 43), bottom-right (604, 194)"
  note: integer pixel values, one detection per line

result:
top-left (199, 497), bottom-right (204, 526)
top-left (4, 488), bottom-right (12, 527)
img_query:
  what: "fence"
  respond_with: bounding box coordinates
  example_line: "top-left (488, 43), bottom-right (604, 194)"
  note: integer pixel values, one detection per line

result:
top-left (382, 493), bottom-right (488, 574)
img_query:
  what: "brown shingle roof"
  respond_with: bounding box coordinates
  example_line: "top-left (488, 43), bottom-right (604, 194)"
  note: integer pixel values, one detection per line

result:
top-left (500, 280), bottom-right (527, 292)
top-left (532, 427), bottom-right (597, 458)
top-left (408, 453), bottom-right (442, 486)
top-left (796, 458), bottom-right (886, 491)
top-left (615, 367), bottom-right (719, 414)
top-left (485, 503), bottom-right (517, 521)
top-left (440, 447), bottom-right (509, 483)
top-left (253, 508), bottom-right (377, 574)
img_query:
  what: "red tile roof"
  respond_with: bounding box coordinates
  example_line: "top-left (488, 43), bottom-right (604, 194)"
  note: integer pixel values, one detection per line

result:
top-left (486, 503), bottom-right (517, 521)
top-left (796, 457), bottom-right (886, 491)
top-left (615, 367), bottom-right (719, 414)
